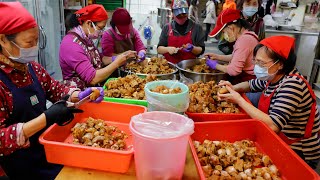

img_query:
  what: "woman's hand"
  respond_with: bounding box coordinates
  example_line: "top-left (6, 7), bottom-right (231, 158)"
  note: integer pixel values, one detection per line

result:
top-left (166, 47), bottom-right (179, 55)
top-left (113, 50), bottom-right (137, 67)
top-left (217, 85), bottom-right (242, 104)
top-left (218, 80), bottom-right (234, 89)
top-left (204, 53), bottom-right (220, 60)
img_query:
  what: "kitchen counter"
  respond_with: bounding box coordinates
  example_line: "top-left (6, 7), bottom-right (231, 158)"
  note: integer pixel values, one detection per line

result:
top-left (55, 145), bottom-right (200, 180)
top-left (265, 26), bottom-right (320, 80)
top-left (265, 28), bottom-right (319, 36)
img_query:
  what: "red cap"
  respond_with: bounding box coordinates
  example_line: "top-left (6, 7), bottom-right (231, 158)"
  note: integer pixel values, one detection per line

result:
top-left (208, 9), bottom-right (240, 38)
top-left (0, 2), bottom-right (37, 35)
top-left (75, 4), bottom-right (108, 24)
top-left (260, 36), bottom-right (295, 59)
top-left (111, 8), bottom-right (132, 35)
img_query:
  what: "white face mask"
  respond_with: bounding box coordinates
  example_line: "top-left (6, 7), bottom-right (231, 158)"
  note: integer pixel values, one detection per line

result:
top-left (87, 22), bottom-right (103, 39)
top-left (5, 41), bottom-right (38, 64)
top-left (254, 60), bottom-right (279, 81)
top-left (243, 6), bottom-right (258, 17)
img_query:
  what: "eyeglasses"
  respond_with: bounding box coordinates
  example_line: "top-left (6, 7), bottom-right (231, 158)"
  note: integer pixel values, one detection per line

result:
top-left (252, 58), bottom-right (275, 67)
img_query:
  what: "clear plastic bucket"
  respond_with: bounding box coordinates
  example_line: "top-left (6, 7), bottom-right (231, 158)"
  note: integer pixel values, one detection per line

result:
top-left (130, 111), bottom-right (194, 180)
top-left (144, 80), bottom-right (189, 113)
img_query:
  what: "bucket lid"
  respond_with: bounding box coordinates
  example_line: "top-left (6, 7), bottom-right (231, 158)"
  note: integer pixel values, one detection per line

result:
top-left (130, 111), bottom-right (194, 139)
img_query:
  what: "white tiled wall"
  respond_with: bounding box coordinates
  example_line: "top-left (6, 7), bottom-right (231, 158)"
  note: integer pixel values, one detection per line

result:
top-left (126, 0), bottom-right (162, 14)
top-left (126, 0), bottom-right (166, 55)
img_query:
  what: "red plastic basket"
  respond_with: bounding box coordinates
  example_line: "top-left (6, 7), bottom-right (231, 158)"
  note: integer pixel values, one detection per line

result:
top-left (39, 101), bottom-right (147, 173)
top-left (190, 119), bottom-right (319, 180)
top-left (185, 94), bottom-right (251, 122)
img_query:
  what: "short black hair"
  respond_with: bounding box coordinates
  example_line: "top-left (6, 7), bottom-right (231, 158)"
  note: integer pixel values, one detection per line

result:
top-left (253, 43), bottom-right (296, 75)
top-left (0, 34), bottom-right (17, 53)
top-left (226, 18), bottom-right (252, 31)
top-left (237, 0), bottom-right (262, 10)
top-left (65, 13), bottom-right (98, 31)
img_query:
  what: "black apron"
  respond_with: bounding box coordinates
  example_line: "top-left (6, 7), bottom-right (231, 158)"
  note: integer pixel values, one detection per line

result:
top-left (0, 64), bottom-right (62, 180)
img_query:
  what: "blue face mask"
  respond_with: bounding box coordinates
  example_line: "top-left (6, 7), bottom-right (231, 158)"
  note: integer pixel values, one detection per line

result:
top-left (5, 41), bottom-right (38, 64)
top-left (243, 6), bottom-right (258, 17)
top-left (254, 60), bottom-right (279, 81)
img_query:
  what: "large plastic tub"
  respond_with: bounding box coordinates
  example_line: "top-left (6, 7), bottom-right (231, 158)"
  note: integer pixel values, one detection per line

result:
top-left (39, 101), bottom-right (147, 173)
top-left (185, 94), bottom-right (251, 122)
top-left (103, 78), bottom-right (148, 107)
top-left (130, 111), bottom-right (194, 179)
top-left (190, 119), bottom-right (319, 180)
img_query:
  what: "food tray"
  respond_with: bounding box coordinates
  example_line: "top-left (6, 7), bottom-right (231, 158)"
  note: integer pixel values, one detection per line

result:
top-left (185, 94), bottom-right (251, 122)
top-left (103, 78), bottom-right (148, 107)
top-left (190, 119), bottom-right (319, 180)
top-left (39, 102), bottom-right (147, 173)
top-left (119, 60), bottom-right (178, 80)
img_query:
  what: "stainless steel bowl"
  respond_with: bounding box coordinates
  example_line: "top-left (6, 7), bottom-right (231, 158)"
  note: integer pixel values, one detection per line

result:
top-left (176, 59), bottom-right (227, 83)
top-left (119, 61), bottom-right (178, 80)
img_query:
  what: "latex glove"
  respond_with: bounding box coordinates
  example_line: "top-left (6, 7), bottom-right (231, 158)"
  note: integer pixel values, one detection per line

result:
top-left (206, 59), bottom-right (218, 69)
top-left (111, 56), bottom-right (117, 62)
top-left (44, 95), bottom-right (83, 126)
top-left (137, 51), bottom-right (146, 63)
top-left (78, 87), bottom-right (104, 103)
top-left (183, 43), bottom-right (194, 52)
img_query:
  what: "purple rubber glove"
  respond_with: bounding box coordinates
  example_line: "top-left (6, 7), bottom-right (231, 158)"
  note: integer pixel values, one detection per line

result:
top-left (78, 87), bottom-right (104, 103)
top-left (137, 51), bottom-right (146, 63)
top-left (206, 59), bottom-right (218, 69)
top-left (111, 56), bottom-right (117, 62)
top-left (183, 43), bottom-right (194, 52)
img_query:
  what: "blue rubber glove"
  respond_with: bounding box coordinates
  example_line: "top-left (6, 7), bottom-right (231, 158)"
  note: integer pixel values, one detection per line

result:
top-left (137, 51), bottom-right (146, 62)
top-left (78, 87), bottom-right (104, 103)
top-left (183, 43), bottom-right (194, 52)
top-left (206, 59), bottom-right (218, 69)
top-left (111, 56), bottom-right (117, 62)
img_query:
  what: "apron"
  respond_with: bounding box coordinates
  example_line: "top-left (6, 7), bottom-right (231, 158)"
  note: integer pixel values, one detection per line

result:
top-left (63, 32), bottom-right (103, 89)
top-left (107, 29), bottom-right (135, 78)
top-left (0, 64), bottom-right (62, 180)
top-left (258, 74), bottom-right (317, 145)
top-left (107, 29), bottom-right (135, 54)
top-left (227, 32), bottom-right (258, 84)
top-left (163, 24), bottom-right (197, 64)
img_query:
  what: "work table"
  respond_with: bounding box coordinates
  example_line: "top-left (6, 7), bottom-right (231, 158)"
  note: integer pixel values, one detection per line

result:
top-left (55, 145), bottom-right (200, 180)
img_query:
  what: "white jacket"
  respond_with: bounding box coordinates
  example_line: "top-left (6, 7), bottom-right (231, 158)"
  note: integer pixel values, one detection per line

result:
top-left (203, 1), bottom-right (216, 24)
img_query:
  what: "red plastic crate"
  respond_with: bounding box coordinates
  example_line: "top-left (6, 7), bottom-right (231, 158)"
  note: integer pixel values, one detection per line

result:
top-left (190, 119), bottom-right (319, 180)
top-left (186, 94), bottom-right (251, 122)
top-left (39, 101), bottom-right (147, 173)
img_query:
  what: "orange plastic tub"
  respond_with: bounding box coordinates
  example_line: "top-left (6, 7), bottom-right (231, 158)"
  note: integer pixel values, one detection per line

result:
top-left (190, 119), bottom-right (319, 180)
top-left (185, 94), bottom-right (251, 122)
top-left (39, 101), bottom-right (147, 173)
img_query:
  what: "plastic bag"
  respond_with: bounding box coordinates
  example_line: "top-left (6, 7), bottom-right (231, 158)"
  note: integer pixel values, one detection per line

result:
top-left (131, 112), bottom-right (194, 138)
top-left (146, 92), bottom-right (189, 112)
top-left (179, 72), bottom-right (194, 85)
top-left (144, 80), bottom-right (190, 113)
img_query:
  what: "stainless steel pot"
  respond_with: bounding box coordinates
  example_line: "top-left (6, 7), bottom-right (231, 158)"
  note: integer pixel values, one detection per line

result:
top-left (119, 61), bottom-right (178, 80)
top-left (176, 59), bottom-right (227, 83)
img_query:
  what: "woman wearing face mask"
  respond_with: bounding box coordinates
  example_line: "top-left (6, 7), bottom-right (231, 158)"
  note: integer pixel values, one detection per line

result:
top-left (59, 5), bottom-right (136, 89)
top-left (205, 9), bottom-right (258, 84)
top-left (101, 8), bottom-right (146, 66)
top-left (217, 36), bottom-right (320, 169)
top-left (238, 0), bottom-right (265, 40)
top-left (157, 0), bottom-right (205, 64)
top-left (0, 2), bottom-right (105, 179)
